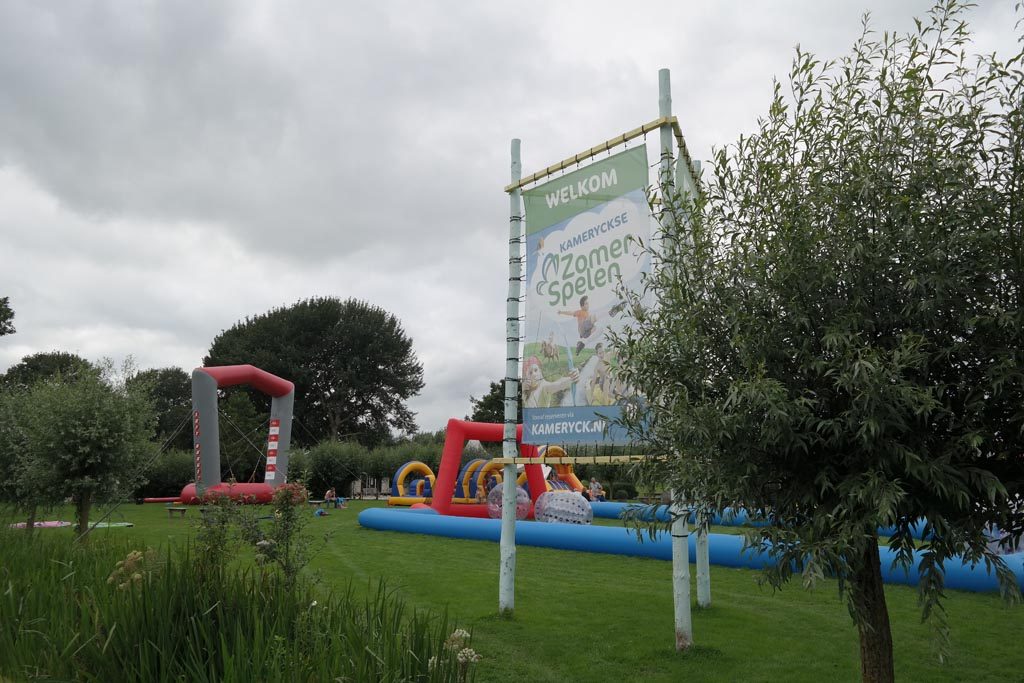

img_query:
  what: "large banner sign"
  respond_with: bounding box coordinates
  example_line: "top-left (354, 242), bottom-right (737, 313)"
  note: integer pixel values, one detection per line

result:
top-left (521, 146), bottom-right (651, 444)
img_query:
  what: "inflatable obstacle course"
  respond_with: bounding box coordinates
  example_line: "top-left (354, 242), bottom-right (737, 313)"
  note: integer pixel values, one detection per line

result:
top-left (385, 425), bottom-right (585, 512)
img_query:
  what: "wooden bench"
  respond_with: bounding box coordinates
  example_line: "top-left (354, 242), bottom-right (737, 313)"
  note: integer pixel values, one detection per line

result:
top-left (167, 506), bottom-right (188, 519)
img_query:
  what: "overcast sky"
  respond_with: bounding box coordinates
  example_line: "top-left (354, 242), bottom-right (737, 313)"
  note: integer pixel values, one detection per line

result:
top-left (0, 1), bottom-right (1018, 433)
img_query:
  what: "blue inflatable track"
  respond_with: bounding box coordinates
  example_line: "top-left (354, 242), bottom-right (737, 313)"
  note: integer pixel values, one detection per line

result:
top-left (591, 502), bottom-right (932, 540)
top-left (358, 507), bottom-right (1024, 593)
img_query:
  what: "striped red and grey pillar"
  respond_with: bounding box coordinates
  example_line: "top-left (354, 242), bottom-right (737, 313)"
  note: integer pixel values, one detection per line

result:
top-left (266, 419), bottom-right (281, 481)
top-left (193, 410), bottom-right (202, 481)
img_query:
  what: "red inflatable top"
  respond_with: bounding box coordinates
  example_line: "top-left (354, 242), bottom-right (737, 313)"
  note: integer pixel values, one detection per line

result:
top-left (196, 365), bottom-right (294, 397)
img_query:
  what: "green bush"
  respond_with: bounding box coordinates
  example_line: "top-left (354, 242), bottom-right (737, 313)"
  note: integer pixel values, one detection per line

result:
top-left (287, 449), bottom-right (310, 485)
top-left (307, 440), bottom-right (366, 497)
top-left (612, 486), bottom-right (636, 501)
top-left (135, 448), bottom-right (194, 498)
top-left (239, 483), bottom-right (311, 591)
top-left (0, 527), bottom-right (477, 682)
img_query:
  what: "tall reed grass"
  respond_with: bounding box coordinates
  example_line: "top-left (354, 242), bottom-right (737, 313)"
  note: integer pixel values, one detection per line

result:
top-left (0, 528), bottom-right (476, 682)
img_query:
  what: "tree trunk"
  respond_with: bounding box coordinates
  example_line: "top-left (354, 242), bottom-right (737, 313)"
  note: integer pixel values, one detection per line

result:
top-left (75, 492), bottom-right (92, 541)
top-left (851, 541), bottom-right (895, 683)
top-left (25, 505), bottom-right (37, 532)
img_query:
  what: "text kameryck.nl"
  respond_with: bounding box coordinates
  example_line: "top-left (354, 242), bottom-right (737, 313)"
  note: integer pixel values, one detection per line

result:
top-left (528, 419), bottom-right (607, 437)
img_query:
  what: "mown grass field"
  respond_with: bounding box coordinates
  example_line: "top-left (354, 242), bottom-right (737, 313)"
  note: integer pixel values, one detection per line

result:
top-left (15, 500), bottom-right (1022, 683)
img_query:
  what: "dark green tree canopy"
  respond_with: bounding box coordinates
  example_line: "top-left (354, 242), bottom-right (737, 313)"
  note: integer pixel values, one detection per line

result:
top-left (206, 297), bottom-right (424, 448)
top-left (616, 4), bottom-right (1022, 681)
top-left (467, 379), bottom-right (522, 424)
top-left (1, 351), bottom-right (96, 390)
top-left (0, 296), bottom-right (14, 336)
top-left (126, 367), bottom-right (193, 451)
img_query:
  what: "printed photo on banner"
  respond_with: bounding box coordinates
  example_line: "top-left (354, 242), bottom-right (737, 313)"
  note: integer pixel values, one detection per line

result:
top-left (521, 146), bottom-right (652, 444)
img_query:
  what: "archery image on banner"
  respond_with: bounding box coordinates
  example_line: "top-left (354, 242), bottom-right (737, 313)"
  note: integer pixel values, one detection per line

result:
top-left (522, 146), bottom-right (651, 444)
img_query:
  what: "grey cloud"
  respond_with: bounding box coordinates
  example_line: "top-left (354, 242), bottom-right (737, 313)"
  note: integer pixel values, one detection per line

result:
top-left (2, 1), bottom-right (1020, 432)
top-left (0, 1), bottom-right (564, 265)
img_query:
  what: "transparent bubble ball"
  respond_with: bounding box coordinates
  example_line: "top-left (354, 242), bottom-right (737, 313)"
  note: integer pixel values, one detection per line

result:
top-left (486, 485), bottom-right (531, 520)
top-left (534, 491), bottom-right (594, 525)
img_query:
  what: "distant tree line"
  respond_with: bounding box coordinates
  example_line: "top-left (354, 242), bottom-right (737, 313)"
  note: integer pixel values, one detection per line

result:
top-left (0, 295), bottom-right (640, 513)
top-left (0, 296), bottom-right (435, 509)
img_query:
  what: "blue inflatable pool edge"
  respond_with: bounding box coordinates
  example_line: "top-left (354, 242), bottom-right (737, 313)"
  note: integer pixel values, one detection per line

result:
top-left (358, 507), bottom-right (1024, 594)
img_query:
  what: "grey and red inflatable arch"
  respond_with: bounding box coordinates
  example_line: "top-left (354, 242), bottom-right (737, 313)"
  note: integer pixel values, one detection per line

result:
top-left (179, 365), bottom-right (294, 504)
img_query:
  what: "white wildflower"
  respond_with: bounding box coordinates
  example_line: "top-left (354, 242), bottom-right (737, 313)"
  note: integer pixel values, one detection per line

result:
top-left (445, 627), bottom-right (471, 650)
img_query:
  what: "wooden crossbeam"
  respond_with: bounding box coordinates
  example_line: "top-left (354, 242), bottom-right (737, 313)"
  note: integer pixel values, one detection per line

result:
top-left (491, 454), bottom-right (659, 465)
top-left (504, 116), bottom-right (698, 194)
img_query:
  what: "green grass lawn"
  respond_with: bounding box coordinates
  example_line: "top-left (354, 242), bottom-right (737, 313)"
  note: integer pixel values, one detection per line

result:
top-left (24, 500), bottom-right (1021, 683)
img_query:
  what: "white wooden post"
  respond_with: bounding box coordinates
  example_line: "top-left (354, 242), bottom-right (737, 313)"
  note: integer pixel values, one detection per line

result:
top-left (675, 150), bottom-right (712, 610)
top-left (670, 489), bottom-right (693, 649)
top-left (499, 139), bottom-right (523, 616)
top-left (696, 515), bottom-right (711, 608)
top-left (660, 68), bottom-right (694, 651)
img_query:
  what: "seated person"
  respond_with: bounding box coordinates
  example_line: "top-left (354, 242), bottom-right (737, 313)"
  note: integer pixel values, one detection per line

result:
top-left (589, 477), bottom-right (606, 502)
top-left (547, 467), bottom-right (561, 489)
top-left (325, 487), bottom-right (337, 508)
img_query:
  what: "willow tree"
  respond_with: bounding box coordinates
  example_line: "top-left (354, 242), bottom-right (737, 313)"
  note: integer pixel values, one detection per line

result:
top-left (13, 363), bottom-right (156, 538)
top-left (616, 4), bottom-right (1023, 682)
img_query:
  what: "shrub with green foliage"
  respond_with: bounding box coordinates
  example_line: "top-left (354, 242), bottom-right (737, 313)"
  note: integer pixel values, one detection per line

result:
top-left (239, 483), bottom-right (312, 591)
top-left (135, 448), bottom-right (194, 499)
top-left (307, 440), bottom-right (367, 496)
top-left (287, 449), bottom-right (310, 485)
top-left (612, 484), bottom-right (637, 501)
top-left (374, 441), bottom-right (442, 478)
